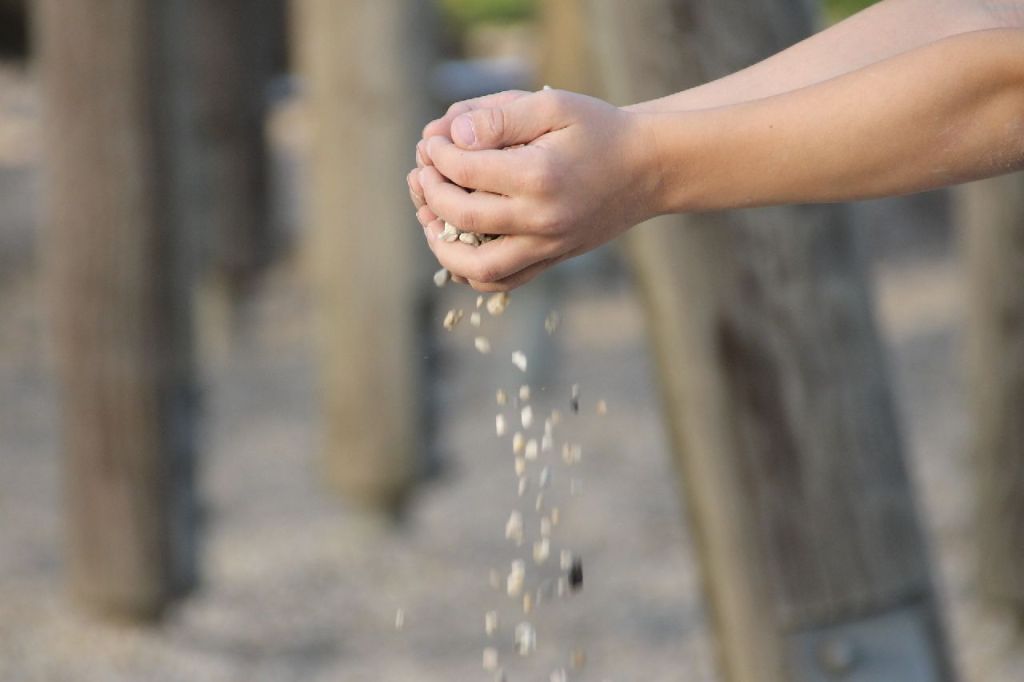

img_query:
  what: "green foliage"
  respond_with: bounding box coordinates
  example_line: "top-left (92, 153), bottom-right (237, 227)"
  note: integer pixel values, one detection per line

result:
top-left (440, 0), bottom-right (537, 27)
top-left (438, 0), bottom-right (881, 35)
top-left (823, 0), bottom-right (880, 22)
top-left (439, 0), bottom-right (877, 30)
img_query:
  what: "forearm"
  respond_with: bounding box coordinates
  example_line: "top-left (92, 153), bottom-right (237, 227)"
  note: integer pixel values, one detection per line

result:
top-left (628, 0), bottom-right (1021, 113)
top-left (640, 29), bottom-right (1024, 212)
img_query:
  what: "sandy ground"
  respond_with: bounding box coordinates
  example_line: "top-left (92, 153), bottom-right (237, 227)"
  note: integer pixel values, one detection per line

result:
top-left (1, 63), bottom-right (1023, 682)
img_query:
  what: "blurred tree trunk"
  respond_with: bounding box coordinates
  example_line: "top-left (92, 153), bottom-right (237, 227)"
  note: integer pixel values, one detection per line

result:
top-left (587, 1), bottom-right (953, 680)
top-left (291, 0), bottom-right (435, 512)
top-left (35, 0), bottom-right (200, 619)
top-left (960, 173), bottom-right (1024, 607)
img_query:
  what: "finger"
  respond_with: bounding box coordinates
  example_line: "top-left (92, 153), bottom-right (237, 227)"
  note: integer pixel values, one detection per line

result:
top-left (416, 205), bottom-right (437, 227)
top-left (408, 169), bottom-right (426, 209)
top-left (474, 247), bottom-right (575, 291)
top-left (450, 89), bottom-right (572, 151)
top-left (420, 166), bottom-right (526, 236)
top-left (426, 135), bottom-right (540, 196)
top-left (422, 219), bottom-right (483, 288)
top-left (424, 219), bottom-right (556, 285)
top-left (424, 218), bottom-right (461, 281)
top-left (467, 257), bottom-right (554, 292)
top-left (424, 216), bottom-right (444, 239)
top-left (471, 241), bottom-right (583, 291)
top-left (423, 215), bottom-right (552, 284)
top-left (416, 140), bottom-right (431, 169)
top-left (422, 90), bottom-right (531, 141)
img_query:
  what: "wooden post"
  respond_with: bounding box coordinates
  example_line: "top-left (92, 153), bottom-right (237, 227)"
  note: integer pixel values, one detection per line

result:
top-left (0, 0), bottom-right (27, 57)
top-left (194, 0), bottom-right (284, 301)
top-left (587, 1), bottom-right (953, 680)
top-left (35, 0), bottom-right (200, 619)
top-left (539, 0), bottom-right (597, 94)
top-left (959, 173), bottom-right (1024, 608)
top-left (292, 0), bottom-right (435, 512)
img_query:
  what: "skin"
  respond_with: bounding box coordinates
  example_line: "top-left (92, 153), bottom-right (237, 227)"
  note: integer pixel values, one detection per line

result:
top-left (409, 0), bottom-right (1024, 292)
top-left (630, 0), bottom-right (1023, 112)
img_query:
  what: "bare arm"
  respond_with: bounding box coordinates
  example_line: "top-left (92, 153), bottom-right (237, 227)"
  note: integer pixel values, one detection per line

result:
top-left (412, 28), bottom-right (1024, 291)
top-left (629, 0), bottom-right (1024, 112)
top-left (412, 0), bottom-right (1024, 198)
top-left (643, 29), bottom-right (1024, 212)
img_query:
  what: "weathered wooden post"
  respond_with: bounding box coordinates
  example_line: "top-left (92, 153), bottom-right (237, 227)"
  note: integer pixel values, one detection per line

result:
top-left (959, 173), bottom-right (1024, 609)
top-left (291, 0), bottom-right (435, 512)
top-left (194, 0), bottom-right (285, 301)
top-left (35, 0), bottom-right (200, 619)
top-left (587, 1), bottom-right (954, 680)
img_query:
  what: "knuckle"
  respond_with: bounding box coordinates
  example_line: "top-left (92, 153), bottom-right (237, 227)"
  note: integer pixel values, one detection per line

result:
top-left (526, 157), bottom-right (559, 195)
top-left (455, 206), bottom-right (479, 233)
top-left (532, 206), bottom-right (566, 235)
top-left (447, 158), bottom-right (473, 189)
top-left (481, 108), bottom-right (506, 143)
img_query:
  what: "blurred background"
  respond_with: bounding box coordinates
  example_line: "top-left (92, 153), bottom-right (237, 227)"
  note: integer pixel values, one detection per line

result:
top-left (1, 1), bottom-right (1023, 681)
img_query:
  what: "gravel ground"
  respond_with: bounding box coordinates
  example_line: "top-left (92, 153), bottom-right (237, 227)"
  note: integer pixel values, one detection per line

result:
top-left (1, 63), bottom-right (1023, 681)
top-left (0, 251), bottom-right (713, 682)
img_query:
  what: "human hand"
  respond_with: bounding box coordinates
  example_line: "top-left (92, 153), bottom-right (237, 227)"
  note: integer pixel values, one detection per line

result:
top-left (410, 89), bottom-right (660, 291)
top-left (408, 90), bottom-right (531, 211)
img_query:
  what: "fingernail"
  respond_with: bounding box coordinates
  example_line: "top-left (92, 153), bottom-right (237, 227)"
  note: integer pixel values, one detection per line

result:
top-left (452, 115), bottom-right (476, 147)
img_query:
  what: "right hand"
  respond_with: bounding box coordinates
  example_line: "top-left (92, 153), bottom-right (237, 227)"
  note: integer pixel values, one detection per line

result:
top-left (409, 88), bottom-right (661, 291)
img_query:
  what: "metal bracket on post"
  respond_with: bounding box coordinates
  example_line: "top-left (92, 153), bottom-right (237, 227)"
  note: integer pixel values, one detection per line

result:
top-left (786, 604), bottom-right (944, 682)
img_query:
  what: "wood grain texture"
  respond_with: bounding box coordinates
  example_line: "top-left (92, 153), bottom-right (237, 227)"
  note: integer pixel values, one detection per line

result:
top-left (586, 0), bottom-right (951, 679)
top-left (292, 0), bottom-right (435, 511)
top-left (960, 173), bottom-right (1024, 605)
top-left (35, 0), bottom-right (199, 619)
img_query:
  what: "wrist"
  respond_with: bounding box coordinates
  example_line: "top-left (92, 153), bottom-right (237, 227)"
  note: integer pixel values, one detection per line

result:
top-left (630, 109), bottom-right (717, 216)
top-left (618, 110), bottom-right (668, 221)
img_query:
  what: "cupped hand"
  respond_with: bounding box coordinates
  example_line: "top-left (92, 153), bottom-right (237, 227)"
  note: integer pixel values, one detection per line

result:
top-left (410, 88), bottom-right (660, 291)
top-left (408, 90), bottom-right (531, 209)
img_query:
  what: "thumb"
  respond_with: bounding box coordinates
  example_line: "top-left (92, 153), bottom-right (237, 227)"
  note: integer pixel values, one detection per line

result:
top-left (450, 90), bottom-right (567, 150)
